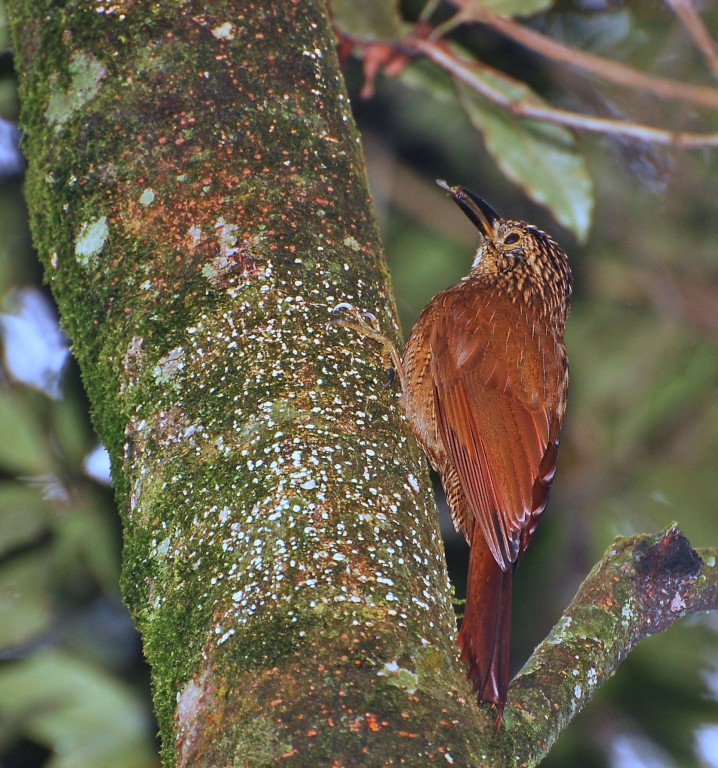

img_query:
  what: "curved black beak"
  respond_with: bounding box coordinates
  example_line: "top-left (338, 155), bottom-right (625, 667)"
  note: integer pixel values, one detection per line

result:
top-left (436, 179), bottom-right (500, 238)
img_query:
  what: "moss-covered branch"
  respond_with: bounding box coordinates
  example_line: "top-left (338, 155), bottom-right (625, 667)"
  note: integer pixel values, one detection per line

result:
top-left (485, 526), bottom-right (718, 765)
top-left (7, 0), bottom-right (717, 766)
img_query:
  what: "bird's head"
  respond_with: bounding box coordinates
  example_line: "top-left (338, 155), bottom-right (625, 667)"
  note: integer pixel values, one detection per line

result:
top-left (436, 180), bottom-right (572, 309)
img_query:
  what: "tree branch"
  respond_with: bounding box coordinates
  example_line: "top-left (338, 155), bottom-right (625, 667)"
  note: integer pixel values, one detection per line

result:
top-left (664, 0), bottom-right (718, 80)
top-left (409, 36), bottom-right (718, 148)
top-left (487, 526), bottom-right (717, 765)
top-left (446, 0), bottom-right (718, 110)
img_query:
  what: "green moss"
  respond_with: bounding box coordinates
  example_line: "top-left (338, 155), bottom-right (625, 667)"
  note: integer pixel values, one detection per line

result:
top-left (214, 716), bottom-right (281, 768)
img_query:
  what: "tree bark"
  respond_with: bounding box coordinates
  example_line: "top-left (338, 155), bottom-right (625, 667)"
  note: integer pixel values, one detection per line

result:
top-left (7, 1), bottom-right (476, 765)
top-left (7, 1), bottom-right (717, 766)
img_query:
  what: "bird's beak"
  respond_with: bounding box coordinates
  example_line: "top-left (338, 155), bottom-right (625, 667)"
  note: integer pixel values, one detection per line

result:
top-left (436, 179), bottom-right (500, 239)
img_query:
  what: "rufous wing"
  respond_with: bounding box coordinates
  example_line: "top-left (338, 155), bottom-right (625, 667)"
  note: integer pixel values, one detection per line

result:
top-left (430, 292), bottom-right (564, 569)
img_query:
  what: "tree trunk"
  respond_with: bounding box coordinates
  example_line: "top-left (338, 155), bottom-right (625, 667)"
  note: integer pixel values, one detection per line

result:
top-left (7, 1), bottom-right (479, 765)
top-left (7, 1), bottom-right (717, 766)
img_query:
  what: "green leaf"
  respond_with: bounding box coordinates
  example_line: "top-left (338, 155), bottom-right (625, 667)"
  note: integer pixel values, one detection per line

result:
top-left (0, 553), bottom-right (52, 647)
top-left (50, 392), bottom-right (94, 470)
top-left (399, 58), bottom-right (455, 103)
top-left (461, 0), bottom-right (555, 18)
top-left (55, 498), bottom-right (121, 593)
top-left (329, 0), bottom-right (404, 40)
top-left (0, 389), bottom-right (55, 474)
top-left (0, 2), bottom-right (8, 52)
top-left (0, 650), bottom-right (156, 768)
top-left (0, 482), bottom-right (50, 557)
top-left (455, 70), bottom-right (593, 241)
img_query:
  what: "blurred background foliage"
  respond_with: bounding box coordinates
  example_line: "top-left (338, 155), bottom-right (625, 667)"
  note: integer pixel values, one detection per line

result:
top-left (0, 0), bottom-right (717, 766)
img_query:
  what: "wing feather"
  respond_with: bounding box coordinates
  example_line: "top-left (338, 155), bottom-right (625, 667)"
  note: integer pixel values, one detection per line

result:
top-left (430, 290), bottom-right (565, 570)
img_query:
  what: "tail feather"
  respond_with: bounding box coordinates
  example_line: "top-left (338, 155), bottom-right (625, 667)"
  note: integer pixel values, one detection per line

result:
top-left (457, 532), bottom-right (513, 725)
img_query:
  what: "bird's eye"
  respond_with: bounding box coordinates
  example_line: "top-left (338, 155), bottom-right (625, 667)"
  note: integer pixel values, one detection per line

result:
top-left (504, 233), bottom-right (520, 246)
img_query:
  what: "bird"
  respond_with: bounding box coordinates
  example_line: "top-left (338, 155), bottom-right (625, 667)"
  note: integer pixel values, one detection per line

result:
top-left (330, 180), bottom-right (572, 728)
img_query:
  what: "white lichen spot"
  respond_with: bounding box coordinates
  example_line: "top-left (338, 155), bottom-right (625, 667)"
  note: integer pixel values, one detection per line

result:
top-left (211, 21), bottom-right (235, 39)
top-left (188, 224), bottom-right (202, 245)
top-left (156, 538), bottom-right (170, 556)
top-left (407, 474), bottom-right (420, 492)
top-left (621, 603), bottom-right (634, 626)
top-left (154, 347), bottom-right (186, 383)
top-left (139, 188), bottom-right (155, 206)
top-left (378, 661), bottom-right (419, 693)
top-left (444, 754), bottom-right (454, 765)
top-left (343, 235), bottom-right (361, 251)
top-left (46, 51), bottom-right (107, 128)
top-left (670, 592), bottom-right (686, 612)
top-left (587, 667), bottom-right (597, 686)
top-left (215, 218), bottom-right (239, 256)
top-left (176, 666), bottom-right (212, 754)
top-left (574, 683), bottom-right (583, 699)
top-left (75, 216), bottom-right (109, 267)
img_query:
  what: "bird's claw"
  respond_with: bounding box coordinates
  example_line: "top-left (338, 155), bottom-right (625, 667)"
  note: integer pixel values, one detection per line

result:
top-left (327, 302), bottom-right (405, 392)
top-left (327, 302), bottom-right (381, 333)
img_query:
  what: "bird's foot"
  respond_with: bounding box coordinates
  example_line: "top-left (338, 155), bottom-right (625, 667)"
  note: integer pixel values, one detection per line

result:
top-left (328, 303), bottom-right (405, 391)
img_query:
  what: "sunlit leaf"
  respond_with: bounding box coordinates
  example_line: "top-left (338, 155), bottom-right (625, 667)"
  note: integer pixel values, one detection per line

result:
top-left (456, 72), bottom-right (593, 240)
top-left (0, 650), bottom-right (156, 768)
top-left (330, 0), bottom-right (404, 40)
top-left (397, 58), bottom-right (593, 239)
top-left (0, 389), bottom-right (55, 474)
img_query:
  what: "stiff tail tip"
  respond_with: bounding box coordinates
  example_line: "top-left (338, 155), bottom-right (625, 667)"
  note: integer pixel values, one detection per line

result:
top-left (457, 537), bottom-right (513, 732)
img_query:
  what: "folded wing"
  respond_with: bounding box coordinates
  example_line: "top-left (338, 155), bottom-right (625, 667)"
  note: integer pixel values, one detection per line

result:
top-left (431, 290), bottom-right (564, 569)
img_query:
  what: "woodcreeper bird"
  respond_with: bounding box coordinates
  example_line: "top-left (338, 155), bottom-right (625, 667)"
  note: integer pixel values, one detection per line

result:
top-left (330, 180), bottom-right (572, 727)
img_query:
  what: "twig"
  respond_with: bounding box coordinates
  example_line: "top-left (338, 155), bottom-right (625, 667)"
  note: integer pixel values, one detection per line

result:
top-left (445, 0), bottom-right (718, 110)
top-left (409, 36), bottom-right (718, 148)
top-left (664, 0), bottom-right (718, 80)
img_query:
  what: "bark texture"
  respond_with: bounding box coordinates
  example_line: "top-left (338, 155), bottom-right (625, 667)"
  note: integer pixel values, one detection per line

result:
top-left (7, 1), bottom-right (717, 766)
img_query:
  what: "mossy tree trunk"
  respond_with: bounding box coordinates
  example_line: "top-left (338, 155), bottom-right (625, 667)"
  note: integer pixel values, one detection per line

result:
top-left (7, 1), bottom-right (718, 767)
top-left (7, 1), bottom-right (483, 765)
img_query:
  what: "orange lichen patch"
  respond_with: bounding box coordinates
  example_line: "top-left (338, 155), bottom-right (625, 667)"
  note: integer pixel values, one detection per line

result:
top-left (597, 594), bottom-right (615, 611)
top-left (366, 713), bottom-right (381, 732)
